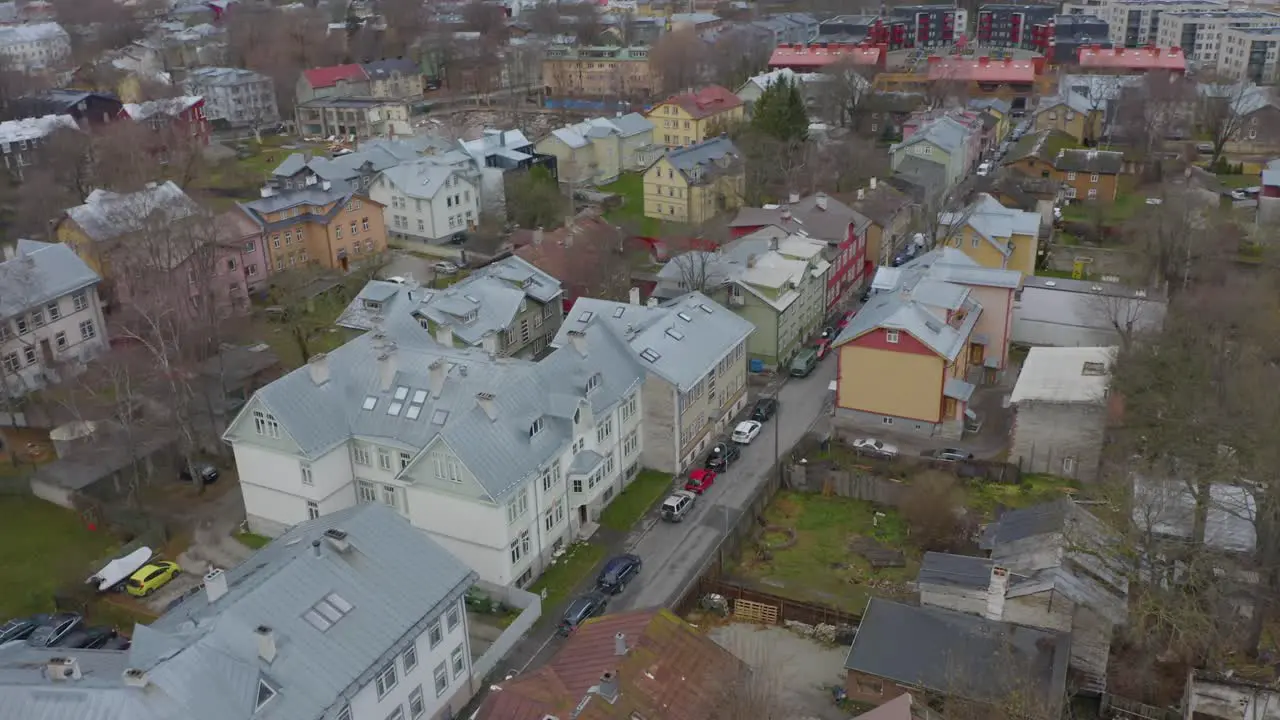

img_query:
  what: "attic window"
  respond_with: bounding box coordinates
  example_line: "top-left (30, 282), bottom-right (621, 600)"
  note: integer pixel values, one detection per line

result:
top-left (530, 417), bottom-right (544, 438)
top-left (464, 294), bottom-right (479, 303)
top-left (579, 311), bottom-right (594, 322)
top-left (666, 328), bottom-right (685, 341)
top-left (677, 312), bottom-right (693, 322)
top-left (387, 402), bottom-right (404, 416)
top-left (612, 307), bottom-right (626, 318)
top-left (462, 310), bottom-right (479, 323)
top-left (362, 396), bottom-right (378, 411)
top-left (255, 679), bottom-right (277, 712)
top-left (640, 348), bottom-right (661, 363)
top-left (362, 299), bottom-right (382, 311)
top-left (394, 386), bottom-right (409, 401)
top-left (586, 373), bottom-right (602, 393)
top-left (1082, 361), bottom-right (1107, 376)
top-left (406, 406), bottom-right (422, 420)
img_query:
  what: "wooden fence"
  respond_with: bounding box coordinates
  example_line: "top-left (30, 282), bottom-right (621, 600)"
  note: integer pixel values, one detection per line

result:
top-left (678, 576), bottom-right (862, 629)
top-left (790, 465), bottom-right (906, 505)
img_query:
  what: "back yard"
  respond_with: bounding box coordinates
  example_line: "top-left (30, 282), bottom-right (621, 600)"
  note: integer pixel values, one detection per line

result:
top-left (0, 494), bottom-right (119, 619)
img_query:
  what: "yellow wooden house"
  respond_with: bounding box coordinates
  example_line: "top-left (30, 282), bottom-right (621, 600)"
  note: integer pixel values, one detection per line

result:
top-left (645, 85), bottom-right (744, 148)
top-left (642, 136), bottom-right (744, 225)
top-left (938, 193), bottom-right (1040, 276)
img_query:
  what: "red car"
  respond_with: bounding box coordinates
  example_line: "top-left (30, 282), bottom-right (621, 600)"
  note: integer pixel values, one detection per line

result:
top-left (815, 337), bottom-right (832, 360)
top-left (684, 469), bottom-right (716, 494)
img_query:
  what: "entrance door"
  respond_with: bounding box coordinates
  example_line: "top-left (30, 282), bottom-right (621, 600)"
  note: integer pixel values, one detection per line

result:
top-left (578, 505), bottom-right (587, 526)
top-left (339, 255), bottom-right (349, 272)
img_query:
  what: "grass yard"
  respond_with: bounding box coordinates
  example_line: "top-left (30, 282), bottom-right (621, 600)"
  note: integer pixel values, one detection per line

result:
top-left (234, 531), bottom-right (272, 550)
top-left (599, 470), bottom-right (674, 531)
top-left (196, 136), bottom-right (328, 204)
top-left (598, 173), bottom-right (662, 236)
top-left (529, 541), bottom-right (607, 611)
top-left (0, 496), bottom-right (120, 619)
top-left (1217, 174), bottom-right (1262, 189)
top-left (735, 491), bottom-right (918, 614)
top-left (1061, 192), bottom-right (1145, 225)
top-left (965, 474), bottom-right (1081, 520)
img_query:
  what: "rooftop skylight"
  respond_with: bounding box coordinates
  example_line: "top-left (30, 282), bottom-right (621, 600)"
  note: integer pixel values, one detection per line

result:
top-left (387, 402), bottom-right (403, 416)
top-left (362, 396), bottom-right (377, 411)
top-left (394, 386), bottom-right (409, 401)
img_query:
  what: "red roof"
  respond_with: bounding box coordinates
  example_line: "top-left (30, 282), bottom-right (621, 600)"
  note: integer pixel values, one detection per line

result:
top-left (302, 64), bottom-right (369, 88)
top-left (927, 56), bottom-right (1038, 83)
top-left (657, 85), bottom-right (742, 119)
top-left (1077, 45), bottom-right (1187, 72)
top-left (768, 43), bottom-right (884, 69)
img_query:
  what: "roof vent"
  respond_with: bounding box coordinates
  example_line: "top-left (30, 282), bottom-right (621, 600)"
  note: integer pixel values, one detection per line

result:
top-left (1135, 289), bottom-right (1147, 298)
top-left (323, 528), bottom-right (351, 553)
top-left (122, 668), bottom-right (149, 688)
top-left (595, 671), bottom-right (620, 703)
top-left (204, 568), bottom-right (228, 603)
top-left (46, 657), bottom-right (81, 681)
top-left (476, 392), bottom-right (498, 421)
top-left (1090, 285), bottom-right (1102, 292)
top-left (615, 632), bottom-right (628, 656)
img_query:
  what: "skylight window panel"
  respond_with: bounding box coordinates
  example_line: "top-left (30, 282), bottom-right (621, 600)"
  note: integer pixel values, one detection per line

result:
top-left (303, 610), bottom-right (332, 631)
top-left (431, 410), bottom-right (449, 425)
top-left (699, 303), bottom-right (713, 313)
top-left (387, 402), bottom-right (404, 416)
top-left (394, 386), bottom-right (409, 401)
top-left (677, 312), bottom-right (693, 322)
top-left (412, 390), bottom-right (428, 404)
top-left (406, 405), bottom-right (422, 420)
top-left (579, 311), bottom-right (594, 322)
top-left (326, 592), bottom-right (353, 612)
top-left (315, 599), bottom-right (344, 623)
top-left (613, 307), bottom-right (625, 318)
top-left (362, 396), bottom-right (378, 410)
top-left (665, 328), bottom-right (685, 341)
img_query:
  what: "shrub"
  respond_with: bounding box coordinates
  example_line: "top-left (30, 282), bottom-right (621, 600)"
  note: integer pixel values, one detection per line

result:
top-left (899, 471), bottom-right (973, 553)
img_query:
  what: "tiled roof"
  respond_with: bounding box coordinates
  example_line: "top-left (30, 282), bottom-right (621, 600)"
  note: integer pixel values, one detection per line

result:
top-left (302, 63), bottom-right (369, 88)
top-left (476, 609), bottom-right (746, 720)
top-left (927, 56), bottom-right (1037, 83)
top-left (0, 240), bottom-right (99, 319)
top-left (1053, 148), bottom-right (1123, 174)
top-left (657, 85), bottom-right (743, 120)
top-left (768, 43), bottom-right (883, 68)
top-left (1077, 45), bottom-right (1187, 71)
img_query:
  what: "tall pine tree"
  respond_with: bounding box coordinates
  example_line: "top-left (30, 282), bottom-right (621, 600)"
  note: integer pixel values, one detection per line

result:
top-left (750, 74), bottom-right (809, 145)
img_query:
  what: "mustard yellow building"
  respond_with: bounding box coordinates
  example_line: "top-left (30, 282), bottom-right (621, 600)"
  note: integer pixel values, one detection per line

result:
top-left (645, 85), bottom-right (744, 148)
top-left (642, 136), bottom-right (744, 225)
top-left (938, 193), bottom-right (1040, 277)
top-left (1033, 96), bottom-right (1105, 145)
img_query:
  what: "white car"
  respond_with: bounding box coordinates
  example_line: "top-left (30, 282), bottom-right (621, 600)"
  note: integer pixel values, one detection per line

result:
top-left (432, 261), bottom-right (460, 275)
top-left (851, 438), bottom-right (899, 458)
top-left (731, 421), bottom-right (762, 445)
top-left (386, 275), bottom-right (407, 284)
top-left (976, 162), bottom-right (993, 176)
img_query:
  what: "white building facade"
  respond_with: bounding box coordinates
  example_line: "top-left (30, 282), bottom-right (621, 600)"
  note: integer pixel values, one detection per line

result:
top-left (1155, 9), bottom-right (1280, 64)
top-left (184, 66), bottom-right (281, 127)
top-left (0, 22), bottom-right (69, 71)
top-left (369, 161), bottom-right (480, 245)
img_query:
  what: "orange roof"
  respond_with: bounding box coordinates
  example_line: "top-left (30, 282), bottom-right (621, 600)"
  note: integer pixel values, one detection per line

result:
top-left (927, 56), bottom-right (1038, 83)
top-left (655, 85), bottom-right (742, 119)
top-left (1077, 45), bottom-right (1187, 72)
top-left (475, 609), bottom-right (746, 720)
top-left (768, 43), bottom-right (884, 69)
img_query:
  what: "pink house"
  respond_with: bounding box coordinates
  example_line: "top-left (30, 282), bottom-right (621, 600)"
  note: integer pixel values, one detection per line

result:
top-left (220, 209), bottom-right (269, 295)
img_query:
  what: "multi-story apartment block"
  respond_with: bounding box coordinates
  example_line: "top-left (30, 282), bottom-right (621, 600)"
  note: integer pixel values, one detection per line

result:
top-left (0, 21), bottom-right (68, 71)
top-left (1097, 0), bottom-right (1224, 47)
top-left (296, 63), bottom-right (372, 104)
top-left (1218, 24), bottom-right (1280, 82)
top-left (223, 315), bottom-right (645, 587)
top-left (1156, 10), bottom-right (1280, 64)
top-left (976, 4), bottom-right (1057, 51)
top-left (555, 292), bottom-right (754, 473)
top-left (819, 15), bottom-right (915, 49)
top-left (184, 67), bottom-right (281, 127)
top-left (238, 184), bottom-right (388, 273)
top-left (1051, 15), bottom-right (1113, 63)
top-left (370, 161), bottom-right (480, 247)
top-left (0, 240), bottom-right (108, 396)
top-left (0, 113), bottom-right (75, 180)
top-left (360, 58), bottom-right (424, 99)
top-left (888, 4), bottom-right (969, 48)
top-left (542, 45), bottom-right (656, 98)
top-left (336, 256), bottom-right (564, 360)
top-left (295, 97), bottom-right (411, 141)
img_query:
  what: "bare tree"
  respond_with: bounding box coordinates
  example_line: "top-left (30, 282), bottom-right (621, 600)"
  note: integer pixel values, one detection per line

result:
top-left (564, 4), bottom-right (605, 46)
top-left (919, 184), bottom-right (976, 251)
top-left (526, 2), bottom-right (562, 35)
top-left (1087, 286), bottom-right (1163, 351)
top-left (819, 58), bottom-right (876, 130)
top-left (1195, 74), bottom-right (1252, 167)
top-left (461, 0), bottom-right (507, 37)
top-left (650, 29), bottom-right (708, 97)
top-left (900, 470), bottom-right (972, 553)
top-left (1113, 71), bottom-right (1195, 175)
top-left (1120, 185), bottom-right (1234, 299)
top-left (705, 28), bottom-right (773, 91)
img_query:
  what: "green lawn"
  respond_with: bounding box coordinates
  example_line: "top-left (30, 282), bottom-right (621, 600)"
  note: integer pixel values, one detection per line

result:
top-left (1061, 192), bottom-right (1145, 225)
top-left (0, 496), bottom-right (120, 618)
top-left (529, 541), bottom-right (608, 610)
top-left (197, 137), bottom-right (328, 203)
top-left (965, 474), bottom-right (1081, 520)
top-left (1217, 174), bottom-right (1262, 189)
top-left (234, 531), bottom-right (272, 550)
top-left (598, 173), bottom-right (662, 236)
top-left (599, 470), bottom-right (674, 531)
top-left (735, 491), bottom-right (918, 614)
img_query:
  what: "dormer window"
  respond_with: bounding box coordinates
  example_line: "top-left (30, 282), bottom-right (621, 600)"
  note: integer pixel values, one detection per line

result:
top-left (586, 372), bottom-right (602, 393)
top-left (362, 299), bottom-right (382, 311)
top-left (529, 417), bottom-right (544, 437)
top-left (463, 310), bottom-right (478, 323)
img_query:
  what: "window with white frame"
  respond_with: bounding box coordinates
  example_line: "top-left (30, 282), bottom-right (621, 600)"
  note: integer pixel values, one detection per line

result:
top-left (408, 687), bottom-right (425, 719)
top-left (252, 409), bottom-right (280, 438)
top-left (378, 448), bottom-right (392, 471)
top-left (72, 290), bottom-right (88, 311)
top-left (597, 417), bottom-right (613, 443)
top-left (46, 301), bottom-right (60, 321)
top-left (620, 392), bottom-right (638, 422)
top-left (352, 444), bottom-right (371, 466)
top-left (380, 483), bottom-right (399, 509)
top-left (1066, 171), bottom-right (1077, 180)
top-left (428, 619), bottom-right (443, 648)
top-left (446, 604), bottom-right (460, 631)
top-left (385, 706), bottom-right (404, 720)
top-left (398, 450), bottom-right (412, 471)
top-left (375, 663), bottom-right (398, 698)
top-left (402, 644), bottom-right (418, 673)
top-left (1087, 188), bottom-right (1097, 199)
top-left (507, 489), bottom-right (528, 523)
top-left (79, 319), bottom-right (96, 340)
top-left (885, 330), bottom-right (900, 344)
top-left (623, 429), bottom-right (639, 456)
top-left (451, 645), bottom-right (466, 677)
top-left (306, 501), bottom-right (320, 520)
top-left (357, 479), bottom-right (377, 503)
top-left (433, 662), bottom-right (448, 697)
top-left (337, 705), bottom-right (351, 720)
top-left (545, 497), bottom-right (565, 532)
top-left (510, 535), bottom-right (525, 564)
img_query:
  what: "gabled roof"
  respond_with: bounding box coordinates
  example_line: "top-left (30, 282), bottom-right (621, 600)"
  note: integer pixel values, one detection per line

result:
top-left (1077, 45), bottom-right (1186, 72)
top-left (893, 115), bottom-right (971, 154)
top-left (849, 183), bottom-right (914, 226)
top-left (377, 160), bottom-right (460, 200)
top-left (0, 113), bottom-right (76, 144)
top-left (237, 184), bottom-right (353, 228)
top-left (121, 96), bottom-right (203, 121)
top-left (65, 181), bottom-right (200, 242)
top-left (729, 192), bottom-right (872, 241)
top-left (302, 63), bottom-right (368, 88)
top-left (1054, 148), bottom-right (1123, 174)
top-left (941, 194), bottom-right (1039, 256)
top-left (0, 239), bottom-right (99, 320)
top-left (553, 293), bottom-right (754, 392)
top-left (547, 113), bottom-right (654, 148)
top-left (735, 67), bottom-right (831, 95)
top-left (656, 84), bottom-right (742, 119)
top-left (360, 58), bottom-right (418, 78)
top-left (1005, 129), bottom-right (1078, 165)
top-left (844, 598), bottom-right (1071, 717)
top-left (834, 288), bottom-right (979, 361)
top-left (659, 136), bottom-right (741, 185)
top-left (476, 609), bottom-right (746, 720)
top-left (917, 552), bottom-right (994, 589)
top-left (928, 56), bottom-right (1037, 83)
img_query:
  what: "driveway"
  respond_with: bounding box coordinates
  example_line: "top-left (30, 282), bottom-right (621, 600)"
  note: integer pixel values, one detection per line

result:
top-left (709, 624), bottom-right (851, 720)
top-left (378, 251), bottom-right (440, 285)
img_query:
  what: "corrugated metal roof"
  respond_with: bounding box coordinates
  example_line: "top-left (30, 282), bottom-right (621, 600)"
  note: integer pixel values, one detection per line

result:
top-left (917, 552), bottom-right (993, 589)
top-left (0, 240), bottom-right (99, 319)
top-left (65, 182), bottom-right (200, 242)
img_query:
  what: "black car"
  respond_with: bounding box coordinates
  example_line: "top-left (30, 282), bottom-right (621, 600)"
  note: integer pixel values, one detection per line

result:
top-left (179, 463), bottom-right (219, 484)
top-left (558, 592), bottom-right (608, 636)
top-left (750, 398), bottom-right (779, 422)
top-left (0, 615), bottom-right (49, 644)
top-left (26, 613), bottom-right (83, 647)
top-left (704, 442), bottom-right (741, 471)
top-left (100, 634), bottom-right (132, 651)
top-left (921, 448), bottom-right (974, 462)
top-left (596, 554), bottom-right (642, 595)
top-left (56, 626), bottom-right (119, 649)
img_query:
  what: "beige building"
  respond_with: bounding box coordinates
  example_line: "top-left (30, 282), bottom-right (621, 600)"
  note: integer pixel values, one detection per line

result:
top-left (1218, 24), bottom-right (1280, 82)
top-left (642, 136), bottom-right (744, 224)
top-left (294, 97), bottom-right (410, 141)
top-left (542, 45), bottom-right (656, 98)
top-left (534, 113), bottom-right (657, 186)
top-left (1156, 9), bottom-right (1280, 64)
top-left (1096, 0), bottom-right (1224, 46)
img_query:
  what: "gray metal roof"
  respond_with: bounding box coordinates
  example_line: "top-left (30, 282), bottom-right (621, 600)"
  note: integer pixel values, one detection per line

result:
top-left (240, 184), bottom-right (351, 216)
top-left (65, 182), bottom-right (200, 241)
top-left (893, 115), bottom-right (971, 154)
top-left (941, 194), bottom-right (1040, 255)
top-left (844, 598), bottom-right (1071, 715)
top-left (0, 239), bottom-right (99, 320)
top-left (833, 286), bottom-right (981, 362)
top-left (378, 160), bottom-right (456, 200)
top-left (661, 136), bottom-right (741, 184)
top-left (360, 58), bottom-right (419, 78)
top-left (917, 552), bottom-right (993, 589)
top-left (552, 292), bottom-right (754, 392)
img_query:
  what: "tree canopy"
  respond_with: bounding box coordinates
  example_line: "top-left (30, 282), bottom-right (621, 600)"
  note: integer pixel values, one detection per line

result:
top-left (750, 75), bottom-right (808, 145)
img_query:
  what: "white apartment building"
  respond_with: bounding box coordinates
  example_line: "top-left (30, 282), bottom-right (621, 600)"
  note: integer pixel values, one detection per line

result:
top-left (0, 22), bottom-right (68, 71)
top-left (1097, 0), bottom-right (1224, 46)
top-left (223, 314), bottom-right (646, 588)
top-left (369, 160), bottom-right (480, 246)
top-left (184, 66), bottom-right (280, 127)
top-left (1219, 24), bottom-right (1280, 81)
top-left (0, 240), bottom-right (108, 397)
top-left (0, 113), bottom-right (76, 180)
top-left (1156, 9), bottom-right (1280, 63)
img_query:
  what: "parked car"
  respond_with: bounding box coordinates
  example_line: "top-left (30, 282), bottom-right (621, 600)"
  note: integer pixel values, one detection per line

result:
top-left (976, 161), bottom-right (993, 176)
top-left (558, 592), bottom-right (609, 635)
top-left (814, 337), bottom-right (832, 360)
top-left (684, 468), bottom-right (716, 494)
top-left (837, 311), bottom-right (854, 330)
top-left (788, 348), bottom-right (818, 377)
top-left (851, 438), bottom-right (899, 459)
top-left (595, 554), bottom-right (642, 595)
top-left (26, 613), bottom-right (83, 647)
top-left (820, 326), bottom-right (835, 340)
top-left (1196, 142), bottom-right (1214, 154)
top-left (179, 463), bottom-right (219, 484)
top-left (432, 261), bottom-right (460, 275)
top-left (386, 276), bottom-right (407, 284)
top-left (99, 634), bottom-right (132, 650)
top-left (750, 398), bottom-right (779, 422)
top-left (731, 420), bottom-right (762, 444)
top-left (56, 626), bottom-right (119, 649)
top-left (922, 448), bottom-right (974, 462)
top-left (704, 442), bottom-right (741, 471)
top-left (660, 490), bottom-right (697, 522)
top-left (0, 615), bottom-right (49, 644)
top-left (126, 561), bottom-right (182, 598)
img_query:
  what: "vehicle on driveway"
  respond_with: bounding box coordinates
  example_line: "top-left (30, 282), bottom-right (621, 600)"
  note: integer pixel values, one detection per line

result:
top-left (851, 438), bottom-right (899, 458)
top-left (56, 626), bottom-right (119, 649)
top-left (126, 561), bottom-right (182, 598)
top-left (750, 397), bottom-right (779, 422)
top-left (788, 348), bottom-right (819, 377)
top-left (558, 592), bottom-right (609, 635)
top-left (0, 615), bottom-right (48, 644)
top-left (26, 613), bottom-right (83, 647)
top-left (432, 261), bottom-right (460, 275)
top-left (684, 469), bottom-right (716, 494)
top-left (179, 463), bottom-right (219, 484)
top-left (922, 448), bottom-right (975, 462)
top-left (731, 420), bottom-right (762, 444)
top-left (704, 442), bottom-right (741, 471)
top-left (595, 554), bottom-right (642, 595)
top-left (660, 490), bottom-right (697, 522)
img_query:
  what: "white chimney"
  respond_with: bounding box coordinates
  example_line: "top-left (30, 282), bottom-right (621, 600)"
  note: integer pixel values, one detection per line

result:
top-left (307, 352), bottom-right (330, 385)
top-left (986, 566), bottom-right (1009, 620)
top-left (857, 188), bottom-right (866, 200)
top-left (476, 392), bottom-right (498, 421)
top-left (323, 528), bottom-right (351, 553)
top-left (46, 657), bottom-right (82, 681)
top-left (378, 350), bottom-right (397, 391)
top-left (780, 209), bottom-right (792, 224)
top-left (594, 671), bottom-right (620, 703)
top-left (435, 326), bottom-right (454, 347)
top-left (788, 191), bottom-right (800, 204)
top-left (481, 332), bottom-right (499, 356)
top-left (615, 632), bottom-right (628, 656)
top-left (645, 298), bottom-right (658, 308)
top-left (815, 192), bottom-right (828, 211)
top-left (429, 359), bottom-right (447, 398)
top-left (628, 287), bottom-right (640, 305)
top-left (259, 185), bottom-right (275, 198)
top-left (533, 227), bottom-right (544, 246)
top-left (870, 176), bottom-right (878, 190)
top-left (122, 669), bottom-right (149, 688)
top-left (255, 625), bottom-right (278, 663)
top-left (566, 330), bottom-right (588, 357)
top-left (321, 180), bottom-right (331, 190)
top-left (204, 568), bottom-right (228, 603)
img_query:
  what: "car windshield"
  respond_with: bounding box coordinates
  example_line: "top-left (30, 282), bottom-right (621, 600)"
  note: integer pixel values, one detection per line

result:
top-left (27, 628), bottom-right (52, 645)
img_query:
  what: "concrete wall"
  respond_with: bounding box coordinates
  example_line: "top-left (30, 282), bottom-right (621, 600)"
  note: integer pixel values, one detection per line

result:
top-left (1010, 401), bottom-right (1106, 481)
top-left (640, 374), bottom-right (678, 473)
top-left (470, 579), bottom-right (542, 682)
